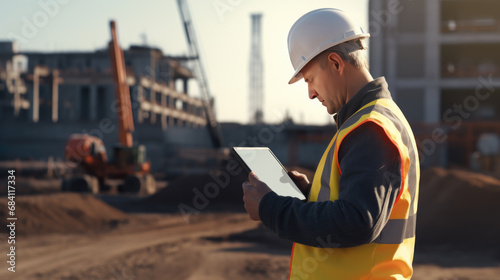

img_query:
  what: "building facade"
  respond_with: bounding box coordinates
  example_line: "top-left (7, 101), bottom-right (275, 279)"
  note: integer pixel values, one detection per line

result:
top-left (369, 0), bottom-right (500, 169)
top-left (0, 41), bottom-right (207, 129)
top-left (0, 41), bottom-right (214, 170)
top-left (369, 0), bottom-right (500, 123)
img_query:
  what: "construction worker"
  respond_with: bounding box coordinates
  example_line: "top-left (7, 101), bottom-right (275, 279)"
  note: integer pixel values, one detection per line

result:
top-left (242, 8), bottom-right (420, 280)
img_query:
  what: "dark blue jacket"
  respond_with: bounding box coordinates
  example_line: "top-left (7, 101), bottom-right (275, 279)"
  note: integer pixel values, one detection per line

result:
top-left (259, 77), bottom-right (402, 248)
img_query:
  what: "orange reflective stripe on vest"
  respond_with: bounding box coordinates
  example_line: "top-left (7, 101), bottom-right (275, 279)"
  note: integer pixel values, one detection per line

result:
top-left (290, 98), bottom-right (420, 280)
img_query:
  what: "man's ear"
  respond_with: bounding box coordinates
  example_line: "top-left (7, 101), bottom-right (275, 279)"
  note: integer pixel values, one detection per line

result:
top-left (327, 52), bottom-right (344, 74)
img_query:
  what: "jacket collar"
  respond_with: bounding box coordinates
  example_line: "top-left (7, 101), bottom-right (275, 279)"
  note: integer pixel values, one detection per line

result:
top-left (334, 77), bottom-right (392, 128)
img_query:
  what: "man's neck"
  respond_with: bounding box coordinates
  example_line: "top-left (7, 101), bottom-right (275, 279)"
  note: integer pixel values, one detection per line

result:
top-left (345, 67), bottom-right (374, 103)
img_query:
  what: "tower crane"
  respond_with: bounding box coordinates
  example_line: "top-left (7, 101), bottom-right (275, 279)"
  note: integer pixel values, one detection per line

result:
top-left (176, 0), bottom-right (224, 148)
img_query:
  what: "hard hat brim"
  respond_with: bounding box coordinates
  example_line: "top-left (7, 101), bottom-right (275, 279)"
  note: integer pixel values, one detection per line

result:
top-left (287, 34), bottom-right (370, 85)
top-left (288, 68), bottom-right (305, 85)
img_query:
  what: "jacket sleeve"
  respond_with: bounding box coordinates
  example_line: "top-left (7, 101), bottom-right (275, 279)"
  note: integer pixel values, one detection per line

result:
top-left (258, 122), bottom-right (402, 247)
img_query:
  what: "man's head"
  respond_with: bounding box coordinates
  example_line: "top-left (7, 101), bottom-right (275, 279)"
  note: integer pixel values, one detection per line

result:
top-left (301, 41), bottom-right (369, 114)
top-left (287, 8), bottom-right (371, 114)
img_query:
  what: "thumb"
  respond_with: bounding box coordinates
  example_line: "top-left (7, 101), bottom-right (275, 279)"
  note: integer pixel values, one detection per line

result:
top-left (248, 172), bottom-right (260, 184)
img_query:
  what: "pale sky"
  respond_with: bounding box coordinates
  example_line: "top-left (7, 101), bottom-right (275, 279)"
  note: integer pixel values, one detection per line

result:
top-left (0, 0), bottom-right (368, 125)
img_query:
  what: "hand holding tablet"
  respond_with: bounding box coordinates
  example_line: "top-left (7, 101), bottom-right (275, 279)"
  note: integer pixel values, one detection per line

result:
top-left (232, 147), bottom-right (306, 200)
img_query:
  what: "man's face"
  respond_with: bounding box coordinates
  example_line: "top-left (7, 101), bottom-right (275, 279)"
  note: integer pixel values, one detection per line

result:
top-left (300, 55), bottom-right (345, 115)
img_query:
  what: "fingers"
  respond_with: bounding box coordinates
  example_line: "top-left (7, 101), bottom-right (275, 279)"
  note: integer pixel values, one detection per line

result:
top-left (242, 180), bottom-right (251, 189)
top-left (242, 181), bottom-right (253, 194)
top-left (242, 181), bottom-right (251, 207)
top-left (242, 180), bottom-right (259, 197)
top-left (288, 170), bottom-right (299, 178)
top-left (241, 180), bottom-right (260, 221)
top-left (245, 173), bottom-right (272, 197)
top-left (288, 170), bottom-right (306, 181)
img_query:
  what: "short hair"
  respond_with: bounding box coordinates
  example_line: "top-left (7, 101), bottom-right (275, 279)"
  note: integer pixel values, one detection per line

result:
top-left (314, 40), bottom-right (369, 70)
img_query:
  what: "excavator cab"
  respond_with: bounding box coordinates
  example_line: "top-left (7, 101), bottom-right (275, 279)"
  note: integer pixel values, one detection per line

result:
top-left (109, 144), bottom-right (155, 194)
top-left (112, 145), bottom-right (146, 166)
top-left (62, 134), bottom-right (107, 194)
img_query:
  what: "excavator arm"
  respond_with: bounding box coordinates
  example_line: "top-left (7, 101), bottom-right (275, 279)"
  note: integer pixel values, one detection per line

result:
top-left (109, 20), bottom-right (134, 148)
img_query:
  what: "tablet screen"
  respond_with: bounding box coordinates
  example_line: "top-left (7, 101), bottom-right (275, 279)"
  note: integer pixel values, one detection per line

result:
top-left (233, 147), bottom-right (306, 200)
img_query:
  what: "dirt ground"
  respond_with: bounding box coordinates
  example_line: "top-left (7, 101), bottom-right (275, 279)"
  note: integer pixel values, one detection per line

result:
top-left (0, 210), bottom-right (291, 280)
top-left (1, 167), bottom-right (500, 279)
top-left (1, 210), bottom-right (499, 280)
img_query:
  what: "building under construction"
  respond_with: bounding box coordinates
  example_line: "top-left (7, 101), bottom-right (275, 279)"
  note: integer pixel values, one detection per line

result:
top-left (0, 41), bottom-right (206, 128)
top-left (0, 40), bottom-right (221, 174)
top-left (369, 0), bottom-right (500, 170)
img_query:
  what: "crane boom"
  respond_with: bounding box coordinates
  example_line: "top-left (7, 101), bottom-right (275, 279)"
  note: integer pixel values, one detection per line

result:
top-left (177, 0), bottom-right (224, 148)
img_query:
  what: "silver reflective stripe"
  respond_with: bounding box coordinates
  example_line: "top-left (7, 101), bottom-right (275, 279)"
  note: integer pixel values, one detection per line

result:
top-left (369, 103), bottom-right (418, 243)
top-left (372, 104), bottom-right (418, 212)
top-left (317, 105), bottom-right (376, 201)
top-left (318, 136), bottom-right (335, 202)
top-left (375, 214), bottom-right (416, 244)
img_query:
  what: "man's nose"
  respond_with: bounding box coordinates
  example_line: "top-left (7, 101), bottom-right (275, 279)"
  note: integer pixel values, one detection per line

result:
top-left (308, 86), bottom-right (318, 100)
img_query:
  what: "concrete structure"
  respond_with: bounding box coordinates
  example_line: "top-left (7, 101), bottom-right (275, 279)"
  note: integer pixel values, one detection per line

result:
top-left (369, 0), bottom-right (500, 123)
top-left (0, 41), bottom-right (211, 172)
top-left (369, 0), bottom-right (500, 168)
top-left (0, 42), bottom-right (29, 120)
top-left (0, 42), bottom-right (207, 129)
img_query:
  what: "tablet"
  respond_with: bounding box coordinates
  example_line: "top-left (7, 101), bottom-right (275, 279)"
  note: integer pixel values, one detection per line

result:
top-left (231, 147), bottom-right (306, 200)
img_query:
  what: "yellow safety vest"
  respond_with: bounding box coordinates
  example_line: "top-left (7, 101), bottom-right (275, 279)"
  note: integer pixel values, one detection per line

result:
top-left (289, 98), bottom-right (420, 280)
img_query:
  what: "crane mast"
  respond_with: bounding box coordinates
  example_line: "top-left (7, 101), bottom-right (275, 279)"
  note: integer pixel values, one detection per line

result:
top-left (176, 0), bottom-right (224, 148)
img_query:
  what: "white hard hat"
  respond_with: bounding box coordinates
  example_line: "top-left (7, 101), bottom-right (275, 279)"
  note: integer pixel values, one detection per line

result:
top-left (287, 8), bottom-right (370, 84)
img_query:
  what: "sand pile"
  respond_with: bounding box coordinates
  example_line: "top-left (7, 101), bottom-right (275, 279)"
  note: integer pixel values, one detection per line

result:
top-left (417, 167), bottom-right (500, 249)
top-left (0, 193), bottom-right (128, 235)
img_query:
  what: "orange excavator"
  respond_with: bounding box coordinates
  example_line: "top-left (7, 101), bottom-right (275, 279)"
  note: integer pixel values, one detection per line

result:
top-left (61, 21), bottom-right (155, 195)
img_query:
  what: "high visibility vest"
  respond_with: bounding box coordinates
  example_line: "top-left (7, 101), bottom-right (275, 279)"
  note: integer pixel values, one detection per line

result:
top-left (289, 98), bottom-right (420, 280)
